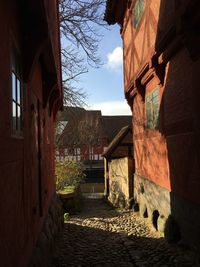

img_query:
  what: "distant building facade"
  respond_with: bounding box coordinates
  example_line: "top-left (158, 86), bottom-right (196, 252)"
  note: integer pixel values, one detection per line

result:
top-left (56, 107), bottom-right (132, 187)
top-left (105, 0), bottom-right (200, 249)
top-left (0, 1), bottom-right (63, 267)
top-left (56, 107), bottom-right (107, 164)
top-left (56, 107), bottom-right (132, 163)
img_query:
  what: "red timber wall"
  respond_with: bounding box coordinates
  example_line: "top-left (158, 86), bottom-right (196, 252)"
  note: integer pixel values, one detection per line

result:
top-left (122, 0), bottom-right (200, 247)
top-left (59, 138), bottom-right (108, 161)
top-left (0, 1), bottom-right (62, 267)
top-left (123, 0), bottom-right (170, 190)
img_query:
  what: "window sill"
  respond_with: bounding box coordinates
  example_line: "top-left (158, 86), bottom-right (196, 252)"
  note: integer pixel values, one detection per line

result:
top-left (11, 133), bottom-right (24, 139)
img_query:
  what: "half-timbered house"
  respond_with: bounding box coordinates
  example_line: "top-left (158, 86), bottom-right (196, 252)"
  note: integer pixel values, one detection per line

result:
top-left (105, 0), bottom-right (200, 249)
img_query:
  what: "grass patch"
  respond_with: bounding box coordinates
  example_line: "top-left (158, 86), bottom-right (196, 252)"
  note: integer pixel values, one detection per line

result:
top-left (58, 185), bottom-right (76, 194)
top-left (64, 212), bottom-right (69, 222)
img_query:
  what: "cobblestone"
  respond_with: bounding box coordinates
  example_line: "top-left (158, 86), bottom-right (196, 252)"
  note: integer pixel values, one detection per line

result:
top-left (52, 198), bottom-right (199, 267)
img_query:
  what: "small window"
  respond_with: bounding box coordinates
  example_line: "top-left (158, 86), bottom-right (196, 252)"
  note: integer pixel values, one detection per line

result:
top-left (11, 48), bottom-right (23, 135)
top-left (94, 154), bottom-right (99, 160)
top-left (89, 147), bottom-right (94, 160)
top-left (133, 0), bottom-right (144, 29)
top-left (146, 87), bottom-right (159, 129)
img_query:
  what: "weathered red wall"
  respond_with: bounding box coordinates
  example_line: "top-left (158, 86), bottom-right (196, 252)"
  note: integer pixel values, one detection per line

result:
top-left (58, 138), bottom-right (108, 161)
top-left (163, 48), bottom-right (200, 204)
top-left (122, 1), bottom-right (161, 90)
top-left (0, 1), bottom-right (62, 267)
top-left (123, 0), bottom-right (200, 205)
top-left (122, 0), bottom-right (171, 192)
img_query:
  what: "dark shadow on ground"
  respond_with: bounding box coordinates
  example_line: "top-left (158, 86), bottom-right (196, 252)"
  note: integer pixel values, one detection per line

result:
top-left (52, 223), bottom-right (197, 267)
top-left (51, 199), bottom-right (198, 267)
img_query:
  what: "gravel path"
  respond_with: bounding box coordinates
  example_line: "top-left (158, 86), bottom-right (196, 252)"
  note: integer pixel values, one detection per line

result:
top-left (52, 198), bottom-right (199, 267)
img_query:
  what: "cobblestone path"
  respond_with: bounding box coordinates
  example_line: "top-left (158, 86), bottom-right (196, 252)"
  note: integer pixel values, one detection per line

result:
top-left (52, 198), bottom-right (199, 267)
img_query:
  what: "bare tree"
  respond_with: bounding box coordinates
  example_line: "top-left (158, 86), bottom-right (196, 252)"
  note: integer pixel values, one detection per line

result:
top-left (59, 0), bottom-right (107, 106)
top-left (77, 115), bottom-right (103, 168)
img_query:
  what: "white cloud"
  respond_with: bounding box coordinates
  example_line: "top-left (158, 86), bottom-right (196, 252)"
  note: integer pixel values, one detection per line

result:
top-left (89, 100), bottom-right (132, 115)
top-left (106, 47), bottom-right (123, 72)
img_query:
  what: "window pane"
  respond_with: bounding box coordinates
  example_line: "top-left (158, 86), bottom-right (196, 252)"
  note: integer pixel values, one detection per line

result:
top-left (17, 105), bottom-right (21, 118)
top-left (153, 89), bottom-right (158, 98)
top-left (134, 0), bottom-right (144, 28)
top-left (12, 101), bottom-right (16, 117)
top-left (146, 87), bottom-right (159, 129)
top-left (17, 79), bottom-right (21, 104)
top-left (12, 102), bottom-right (17, 130)
top-left (11, 47), bottom-right (23, 134)
top-left (12, 72), bottom-right (16, 101)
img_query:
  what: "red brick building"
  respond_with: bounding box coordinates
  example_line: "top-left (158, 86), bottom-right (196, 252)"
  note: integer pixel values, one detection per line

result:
top-left (105, 0), bottom-right (200, 249)
top-left (0, 1), bottom-right (62, 266)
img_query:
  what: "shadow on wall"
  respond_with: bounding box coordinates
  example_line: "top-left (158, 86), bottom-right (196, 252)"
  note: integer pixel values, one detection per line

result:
top-left (156, 0), bottom-right (200, 250)
top-left (108, 158), bottom-right (134, 208)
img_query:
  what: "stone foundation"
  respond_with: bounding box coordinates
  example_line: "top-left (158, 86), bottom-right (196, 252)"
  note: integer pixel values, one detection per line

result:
top-left (133, 174), bottom-right (171, 223)
top-left (133, 174), bottom-right (200, 251)
top-left (133, 174), bottom-right (174, 239)
top-left (29, 194), bottom-right (64, 267)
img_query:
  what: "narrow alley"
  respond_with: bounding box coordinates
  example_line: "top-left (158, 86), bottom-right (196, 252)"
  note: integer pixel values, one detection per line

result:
top-left (52, 198), bottom-right (198, 267)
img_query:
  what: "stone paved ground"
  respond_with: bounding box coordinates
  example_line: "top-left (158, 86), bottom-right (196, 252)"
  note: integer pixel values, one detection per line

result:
top-left (52, 198), bottom-right (200, 267)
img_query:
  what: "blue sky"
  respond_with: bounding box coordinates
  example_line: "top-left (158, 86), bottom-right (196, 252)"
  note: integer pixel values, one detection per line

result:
top-left (82, 25), bottom-right (132, 115)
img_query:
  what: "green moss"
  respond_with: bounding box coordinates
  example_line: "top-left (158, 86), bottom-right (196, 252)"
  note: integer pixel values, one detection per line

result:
top-left (64, 212), bottom-right (69, 222)
top-left (58, 185), bottom-right (76, 194)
